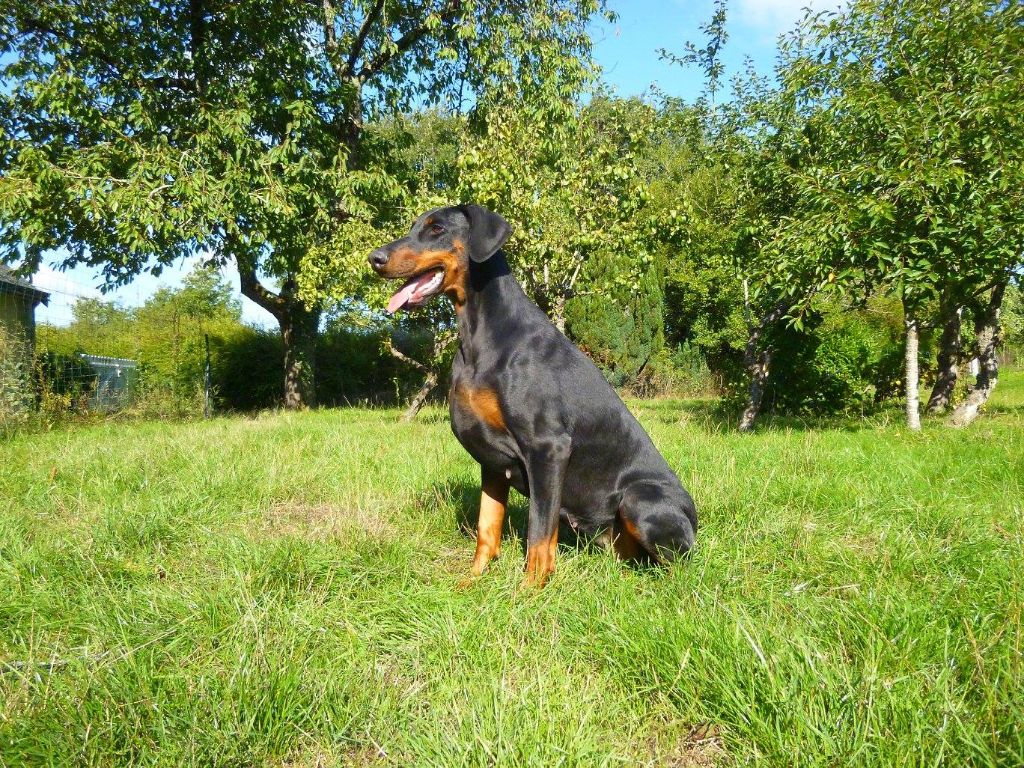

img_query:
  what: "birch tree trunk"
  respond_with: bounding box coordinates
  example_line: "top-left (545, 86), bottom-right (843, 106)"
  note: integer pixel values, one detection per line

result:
top-left (904, 314), bottom-right (921, 431)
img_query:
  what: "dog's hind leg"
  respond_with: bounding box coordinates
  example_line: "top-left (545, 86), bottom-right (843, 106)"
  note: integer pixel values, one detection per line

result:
top-left (617, 480), bottom-right (697, 563)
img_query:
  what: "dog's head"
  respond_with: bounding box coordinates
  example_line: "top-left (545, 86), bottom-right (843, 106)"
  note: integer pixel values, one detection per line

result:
top-left (368, 204), bottom-right (512, 313)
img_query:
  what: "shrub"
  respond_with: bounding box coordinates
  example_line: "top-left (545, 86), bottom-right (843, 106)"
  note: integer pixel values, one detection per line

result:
top-left (643, 342), bottom-right (719, 398)
top-left (565, 251), bottom-right (666, 391)
top-left (765, 296), bottom-right (909, 415)
top-left (718, 296), bottom-right (908, 416)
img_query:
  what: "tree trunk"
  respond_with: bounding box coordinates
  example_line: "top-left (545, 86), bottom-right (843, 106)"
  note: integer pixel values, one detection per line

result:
top-left (950, 281), bottom-right (1006, 428)
top-left (402, 370), bottom-right (438, 422)
top-left (281, 303), bottom-right (320, 410)
top-left (926, 297), bottom-right (962, 414)
top-left (904, 314), bottom-right (921, 431)
top-left (738, 298), bottom-right (788, 433)
top-left (551, 294), bottom-right (567, 335)
top-left (235, 252), bottom-right (321, 411)
top-left (738, 348), bottom-right (772, 433)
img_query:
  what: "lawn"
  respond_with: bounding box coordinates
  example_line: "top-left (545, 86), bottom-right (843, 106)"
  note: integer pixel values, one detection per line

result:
top-left (2, 374), bottom-right (1023, 766)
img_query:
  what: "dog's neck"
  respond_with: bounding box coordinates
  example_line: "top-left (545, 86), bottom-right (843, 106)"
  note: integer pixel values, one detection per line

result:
top-left (455, 250), bottom-right (541, 364)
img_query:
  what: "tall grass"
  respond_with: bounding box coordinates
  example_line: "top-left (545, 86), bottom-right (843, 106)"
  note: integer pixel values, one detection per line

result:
top-left (1, 373), bottom-right (1022, 766)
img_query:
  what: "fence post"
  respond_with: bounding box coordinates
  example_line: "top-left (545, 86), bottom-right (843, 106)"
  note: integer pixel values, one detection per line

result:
top-left (204, 333), bottom-right (211, 419)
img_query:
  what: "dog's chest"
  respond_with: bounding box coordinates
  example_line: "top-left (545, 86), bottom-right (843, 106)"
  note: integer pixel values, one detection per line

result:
top-left (448, 368), bottom-right (519, 468)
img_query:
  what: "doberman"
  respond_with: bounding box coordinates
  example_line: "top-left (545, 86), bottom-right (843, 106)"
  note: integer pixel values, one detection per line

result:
top-left (369, 204), bottom-right (697, 586)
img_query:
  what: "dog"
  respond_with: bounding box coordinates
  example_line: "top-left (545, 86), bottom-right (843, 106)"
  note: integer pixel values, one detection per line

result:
top-left (369, 204), bottom-right (697, 586)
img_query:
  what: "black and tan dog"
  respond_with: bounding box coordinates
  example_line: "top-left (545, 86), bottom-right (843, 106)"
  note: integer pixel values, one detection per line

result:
top-left (369, 205), bottom-right (697, 586)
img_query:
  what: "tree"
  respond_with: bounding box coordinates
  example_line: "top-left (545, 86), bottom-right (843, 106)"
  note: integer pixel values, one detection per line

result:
top-left (0, 0), bottom-right (606, 408)
top-left (658, 0), bottom-right (822, 431)
top-left (565, 247), bottom-right (667, 389)
top-left (767, 0), bottom-right (1024, 429)
top-left (460, 91), bottom-right (663, 333)
top-left (362, 110), bottom-right (462, 420)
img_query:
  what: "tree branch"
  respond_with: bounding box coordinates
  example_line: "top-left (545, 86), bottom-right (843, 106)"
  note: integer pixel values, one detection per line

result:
top-left (431, 327), bottom-right (457, 357)
top-left (189, 0), bottom-right (208, 95)
top-left (357, 0), bottom-right (463, 81)
top-left (322, 0), bottom-right (343, 80)
top-left (17, 14), bottom-right (196, 93)
top-left (235, 253), bottom-right (285, 319)
top-left (387, 338), bottom-right (428, 372)
top-left (345, 0), bottom-right (386, 76)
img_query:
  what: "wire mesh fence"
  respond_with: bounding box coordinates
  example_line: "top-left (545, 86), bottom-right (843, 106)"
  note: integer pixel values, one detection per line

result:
top-left (0, 264), bottom-right (215, 428)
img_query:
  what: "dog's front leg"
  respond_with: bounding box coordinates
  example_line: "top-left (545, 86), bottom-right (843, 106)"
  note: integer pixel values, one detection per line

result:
top-left (471, 467), bottom-right (510, 576)
top-left (523, 437), bottom-right (571, 588)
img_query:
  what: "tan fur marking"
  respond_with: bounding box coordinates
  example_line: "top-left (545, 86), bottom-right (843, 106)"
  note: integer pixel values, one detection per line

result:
top-left (447, 238), bottom-right (467, 310)
top-left (457, 386), bottom-right (507, 431)
top-left (470, 475), bottom-right (509, 576)
top-left (523, 529), bottom-right (558, 587)
top-left (612, 521), bottom-right (644, 561)
top-left (382, 242), bottom-right (467, 308)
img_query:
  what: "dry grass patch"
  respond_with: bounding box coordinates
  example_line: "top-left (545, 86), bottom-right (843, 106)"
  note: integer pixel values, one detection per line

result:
top-left (254, 501), bottom-right (398, 542)
top-left (647, 723), bottom-right (727, 768)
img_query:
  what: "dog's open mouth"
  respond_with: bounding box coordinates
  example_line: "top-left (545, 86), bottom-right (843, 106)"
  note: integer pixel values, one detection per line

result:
top-left (386, 268), bottom-right (445, 314)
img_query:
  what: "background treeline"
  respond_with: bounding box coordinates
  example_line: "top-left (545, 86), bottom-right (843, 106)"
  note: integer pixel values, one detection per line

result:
top-left (31, 269), bottom-right (434, 416)
top-left (1, 0), bottom-right (1022, 429)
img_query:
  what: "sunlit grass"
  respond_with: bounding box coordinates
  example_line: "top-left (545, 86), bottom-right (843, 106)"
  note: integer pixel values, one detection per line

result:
top-left (2, 373), bottom-right (1022, 765)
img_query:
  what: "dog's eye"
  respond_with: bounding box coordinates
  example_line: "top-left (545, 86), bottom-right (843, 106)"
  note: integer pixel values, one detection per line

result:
top-left (429, 223), bottom-right (445, 235)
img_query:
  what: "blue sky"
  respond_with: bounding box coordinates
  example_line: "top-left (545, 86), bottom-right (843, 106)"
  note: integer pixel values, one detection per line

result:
top-left (33, 0), bottom-right (837, 329)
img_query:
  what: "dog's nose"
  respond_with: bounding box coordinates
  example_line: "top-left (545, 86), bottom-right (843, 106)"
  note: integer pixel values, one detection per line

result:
top-left (368, 249), bottom-right (389, 269)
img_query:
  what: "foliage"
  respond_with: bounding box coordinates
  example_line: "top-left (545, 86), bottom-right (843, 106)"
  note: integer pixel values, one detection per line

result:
top-left (643, 103), bottom-right (749, 371)
top-left (33, 266), bottom-right (435, 415)
top-left (763, 296), bottom-right (910, 415)
top-left (0, 323), bottom-right (33, 428)
top-left (0, 0), bottom-right (608, 406)
top-left (654, 0), bottom-right (1024, 425)
top-left (460, 93), bottom-right (666, 328)
top-left (34, 350), bottom-right (98, 407)
top-left (1001, 281), bottom-right (1024, 361)
top-left (565, 248), bottom-right (665, 391)
top-left (768, 0), bottom-right (1024, 318)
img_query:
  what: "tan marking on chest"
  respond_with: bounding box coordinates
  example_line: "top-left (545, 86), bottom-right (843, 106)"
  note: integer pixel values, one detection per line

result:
top-left (456, 385), bottom-right (507, 431)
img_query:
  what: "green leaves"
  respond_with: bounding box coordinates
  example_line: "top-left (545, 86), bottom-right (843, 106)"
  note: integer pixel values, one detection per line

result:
top-left (768, 0), bottom-right (1024, 314)
top-left (0, 0), bottom-right (608, 311)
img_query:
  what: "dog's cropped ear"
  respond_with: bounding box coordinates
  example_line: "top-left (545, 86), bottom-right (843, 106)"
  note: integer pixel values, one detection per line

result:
top-left (461, 204), bottom-right (512, 263)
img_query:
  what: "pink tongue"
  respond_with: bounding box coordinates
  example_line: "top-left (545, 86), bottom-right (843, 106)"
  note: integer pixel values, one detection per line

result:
top-left (386, 271), bottom-right (437, 314)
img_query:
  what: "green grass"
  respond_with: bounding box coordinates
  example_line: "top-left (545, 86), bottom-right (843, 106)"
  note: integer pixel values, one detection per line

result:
top-left (2, 374), bottom-right (1023, 767)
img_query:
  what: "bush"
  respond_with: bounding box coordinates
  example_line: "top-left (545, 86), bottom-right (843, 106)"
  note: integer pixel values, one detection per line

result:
top-left (1001, 282), bottom-right (1023, 365)
top-left (765, 297), bottom-right (909, 415)
top-left (637, 343), bottom-right (719, 398)
top-left (211, 322), bottom-right (434, 412)
top-left (565, 251), bottom-right (666, 391)
top-left (317, 325), bottom-right (419, 407)
top-left (34, 350), bottom-right (98, 407)
top-left (212, 326), bottom-right (284, 411)
top-left (718, 296), bottom-right (908, 416)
